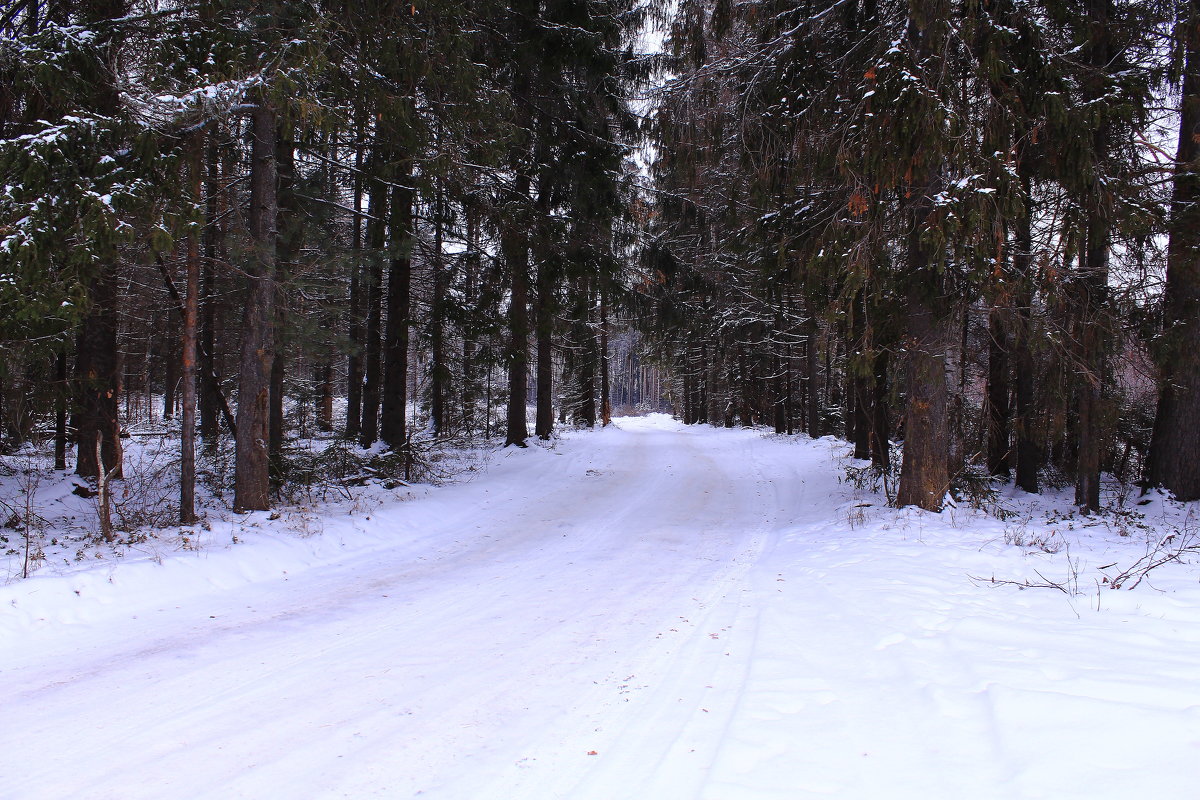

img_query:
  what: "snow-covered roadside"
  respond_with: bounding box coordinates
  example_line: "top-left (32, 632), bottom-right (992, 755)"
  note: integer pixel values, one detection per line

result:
top-left (0, 428), bottom-right (500, 631)
top-left (699, 493), bottom-right (1200, 799)
top-left (3, 414), bottom-right (1199, 799)
top-left (0, 472), bottom-right (432, 637)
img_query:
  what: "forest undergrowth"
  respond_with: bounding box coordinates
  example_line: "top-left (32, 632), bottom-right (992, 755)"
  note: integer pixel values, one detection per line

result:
top-left (834, 439), bottom-right (1200, 603)
top-left (4, 411), bottom-right (1197, 605)
top-left (0, 408), bottom-right (501, 582)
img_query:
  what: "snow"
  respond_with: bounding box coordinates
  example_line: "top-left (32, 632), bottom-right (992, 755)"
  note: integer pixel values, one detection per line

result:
top-left (3, 414), bottom-right (1200, 799)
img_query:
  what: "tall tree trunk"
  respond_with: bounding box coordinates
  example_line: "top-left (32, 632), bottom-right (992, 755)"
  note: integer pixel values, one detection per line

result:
top-left (986, 304), bottom-right (1011, 477)
top-left (359, 146), bottom-right (388, 448)
top-left (532, 165), bottom-right (556, 440)
top-left (200, 134), bottom-right (221, 452)
top-left (74, 0), bottom-right (126, 481)
top-left (139, 333), bottom-right (150, 425)
top-left (533, 208), bottom-right (554, 440)
top-left (461, 209), bottom-right (479, 432)
top-left (1013, 292), bottom-right (1039, 492)
top-left (1012, 181), bottom-right (1040, 493)
top-left (318, 364), bottom-right (334, 432)
top-left (269, 335), bottom-right (285, 476)
top-left (269, 124), bottom-right (299, 477)
top-left (430, 186), bottom-right (448, 436)
top-left (774, 295), bottom-right (788, 434)
top-left (163, 307), bottom-right (178, 420)
top-left (896, 200), bottom-right (951, 512)
top-left (949, 305), bottom-right (969, 477)
top-left (345, 122), bottom-right (365, 441)
top-left (1075, 226), bottom-right (1106, 513)
top-left (54, 350), bottom-right (68, 471)
top-left (534, 285), bottom-right (554, 438)
top-left (681, 366), bottom-right (693, 423)
top-left (700, 347), bottom-right (720, 429)
top-left (233, 103), bottom-right (278, 513)
top-left (852, 293), bottom-right (871, 459)
top-left (804, 285), bottom-right (821, 437)
top-left (381, 163), bottom-right (413, 449)
top-left (1146, 0), bottom-right (1200, 499)
top-left (1075, 0), bottom-right (1113, 514)
top-left (739, 345), bottom-right (754, 427)
top-left (180, 135), bottom-right (201, 524)
top-left (870, 349), bottom-right (890, 471)
top-left (503, 169), bottom-right (532, 447)
top-left (74, 265), bottom-right (122, 481)
top-left (842, 333), bottom-right (855, 442)
top-left (577, 338), bottom-right (597, 427)
top-left (682, 352), bottom-right (692, 423)
top-left (574, 278), bottom-right (597, 427)
top-left (773, 348), bottom-right (786, 434)
top-left (600, 289), bottom-right (611, 426)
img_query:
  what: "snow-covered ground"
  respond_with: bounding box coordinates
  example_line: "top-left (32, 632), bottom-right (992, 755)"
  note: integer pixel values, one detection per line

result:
top-left (3, 414), bottom-right (1200, 799)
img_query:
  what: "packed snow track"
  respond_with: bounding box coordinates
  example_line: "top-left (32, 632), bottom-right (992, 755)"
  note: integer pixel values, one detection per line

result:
top-left (3, 415), bottom-right (1200, 799)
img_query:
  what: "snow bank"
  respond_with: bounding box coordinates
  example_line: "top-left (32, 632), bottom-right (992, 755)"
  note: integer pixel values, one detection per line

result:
top-left (3, 415), bottom-right (1200, 799)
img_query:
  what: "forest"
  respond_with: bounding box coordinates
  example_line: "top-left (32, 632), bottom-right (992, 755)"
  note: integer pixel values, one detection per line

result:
top-left (2, 0), bottom-right (1200, 536)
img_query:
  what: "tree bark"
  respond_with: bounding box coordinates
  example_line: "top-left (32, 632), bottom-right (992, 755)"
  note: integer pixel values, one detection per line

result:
top-left (345, 119), bottom-right (365, 441)
top-left (233, 102), bottom-right (278, 513)
top-left (774, 295), bottom-right (788, 434)
top-left (318, 364), bottom-right (334, 432)
top-left (430, 185), bottom-right (448, 436)
top-left (852, 293), bottom-right (871, 459)
top-left (269, 335), bottom-right (285, 476)
top-left (180, 134), bottom-right (201, 524)
top-left (870, 349), bottom-right (890, 471)
top-left (531, 174), bottom-right (555, 439)
top-left (1075, 0), bottom-right (1113, 514)
top-left (54, 350), bottom-right (67, 471)
top-left (534, 257), bottom-right (555, 439)
top-left (74, 0), bottom-right (126, 481)
top-left (804, 284), bottom-right (821, 437)
top-left (600, 289), bottom-right (611, 426)
top-left (269, 124), bottom-right (299, 478)
top-left (163, 306), bottom-right (178, 420)
top-left (986, 304), bottom-right (1011, 477)
top-left (503, 168), bottom-right (532, 446)
top-left (381, 161), bottom-right (413, 449)
top-left (1146, 0), bottom-right (1200, 499)
top-left (461, 209), bottom-right (479, 432)
top-left (200, 136), bottom-right (219, 451)
top-left (573, 278), bottom-right (597, 427)
top-left (359, 144), bottom-right (388, 448)
top-left (1012, 183), bottom-right (1040, 493)
top-left (897, 199), bottom-right (951, 512)
top-left (1076, 220), bottom-right (1108, 513)
top-left (74, 264), bottom-right (122, 481)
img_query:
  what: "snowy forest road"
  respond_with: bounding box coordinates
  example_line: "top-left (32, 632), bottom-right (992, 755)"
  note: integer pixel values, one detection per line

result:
top-left (5, 415), bottom-right (1200, 800)
top-left (2, 416), bottom-right (816, 799)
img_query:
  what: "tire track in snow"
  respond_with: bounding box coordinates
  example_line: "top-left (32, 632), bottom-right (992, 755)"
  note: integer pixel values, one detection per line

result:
top-left (1, 418), bottom-right (792, 800)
